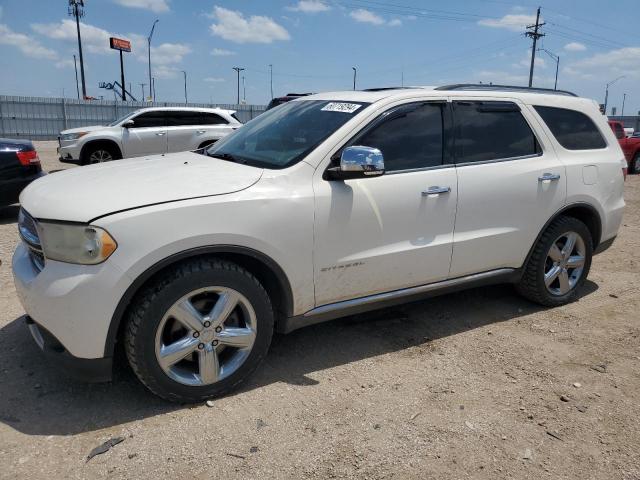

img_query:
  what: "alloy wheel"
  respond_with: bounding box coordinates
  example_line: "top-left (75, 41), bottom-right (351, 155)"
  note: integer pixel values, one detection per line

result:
top-left (154, 286), bottom-right (257, 386)
top-left (544, 231), bottom-right (586, 296)
top-left (89, 149), bottom-right (113, 163)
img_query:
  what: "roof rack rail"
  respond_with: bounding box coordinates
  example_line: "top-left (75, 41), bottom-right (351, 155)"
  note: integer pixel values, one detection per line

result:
top-left (362, 86), bottom-right (422, 92)
top-left (434, 84), bottom-right (578, 97)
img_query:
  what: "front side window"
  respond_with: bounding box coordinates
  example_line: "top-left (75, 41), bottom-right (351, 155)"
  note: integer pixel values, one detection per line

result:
top-left (453, 101), bottom-right (541, 164)
top-left (353, 102), bottom-right (444, 172)
top-left (534, 106), bottom-right (606, 150)
top-left (131, 111), bottom-right (166, 128)
top-left (206, 100), bottom-right (369, 169)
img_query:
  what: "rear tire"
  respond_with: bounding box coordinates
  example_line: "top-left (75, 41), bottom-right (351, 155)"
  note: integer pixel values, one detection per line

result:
top-left (631, 153), bottom-right (640, 174)
top-left (516, 216), bottom-right (592, 307)
top-left (124, 258), bottom-right (274, 403)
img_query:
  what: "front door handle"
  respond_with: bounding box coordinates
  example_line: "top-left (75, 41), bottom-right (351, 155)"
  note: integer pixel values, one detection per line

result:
top-left (155, 132), bottom-right (166, 136)
top-left (422, 186), bottom-right (451, 196)
top-left (196, 130), bottom-right (206, 134)
top-left (538, 172), bottom-right (561, 182)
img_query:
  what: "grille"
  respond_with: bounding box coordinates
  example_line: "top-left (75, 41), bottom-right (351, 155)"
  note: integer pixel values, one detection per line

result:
top-left (18, 209), bottom-right (45, 272)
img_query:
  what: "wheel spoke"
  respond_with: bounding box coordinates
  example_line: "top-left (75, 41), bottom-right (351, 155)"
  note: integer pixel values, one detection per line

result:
top-left (199, 343), bottom-right (219, 383)
top-left (548, 243), bottom-right (563, 262)
top-left (159, 336), bottom-right (199, 368)
top-left (168, 299), bottom-right (205, 331)
top-left (217, 327), bottom-right (256, 349)
top-left (561, 233), bottom-right (578, 260)
top-left (209, 290), bottom-right (240, 327)
top-left (545, 265), bottom-right (561, 287)
top-left (558, 270), bottom-right (571, 294)
top-left (566, 255), bottom-right (585, 269)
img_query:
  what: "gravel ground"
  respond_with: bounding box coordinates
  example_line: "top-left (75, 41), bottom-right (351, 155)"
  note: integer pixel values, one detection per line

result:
top-left (0, 141), bottom-right (639, 479)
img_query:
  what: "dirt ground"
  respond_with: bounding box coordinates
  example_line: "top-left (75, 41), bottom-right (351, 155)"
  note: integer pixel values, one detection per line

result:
top-left (0, 141), bottom-right (639, 479)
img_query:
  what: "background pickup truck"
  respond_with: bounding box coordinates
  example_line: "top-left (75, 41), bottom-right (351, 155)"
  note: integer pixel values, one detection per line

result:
top-left (609, 120), bottom-right (640, 173)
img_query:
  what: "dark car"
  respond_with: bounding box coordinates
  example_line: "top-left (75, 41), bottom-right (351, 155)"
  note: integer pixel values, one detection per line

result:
top-left (266, 93), bottom-right (313, 110)
top-left (0, 138), bottom-right (45, 207)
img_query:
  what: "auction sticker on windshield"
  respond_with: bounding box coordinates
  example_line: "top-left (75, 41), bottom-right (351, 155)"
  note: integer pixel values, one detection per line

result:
top-left (321, 102), bottom-right (362, 114)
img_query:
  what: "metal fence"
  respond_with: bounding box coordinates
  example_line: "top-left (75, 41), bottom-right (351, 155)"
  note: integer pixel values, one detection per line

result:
top-left (0, 96), bottom-right (267, 140)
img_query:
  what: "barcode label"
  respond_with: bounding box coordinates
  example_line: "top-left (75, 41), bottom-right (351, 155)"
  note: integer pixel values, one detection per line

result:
top-left (321, 102), bottom-right (362, 114)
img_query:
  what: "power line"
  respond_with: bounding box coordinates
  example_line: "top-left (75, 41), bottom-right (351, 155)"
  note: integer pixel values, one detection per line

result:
top-left (525, 6), bottom-right (545, 87)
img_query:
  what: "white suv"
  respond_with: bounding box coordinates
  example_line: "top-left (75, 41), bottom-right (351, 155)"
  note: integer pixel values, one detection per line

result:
top-left (13, 85), bottom-right (626, 402)
top-left (57, 107), bottom-right (241, 164)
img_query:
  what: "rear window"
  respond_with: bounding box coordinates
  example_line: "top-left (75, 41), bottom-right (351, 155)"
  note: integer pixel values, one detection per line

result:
top-left (534, 106), bottom-right (606, 150)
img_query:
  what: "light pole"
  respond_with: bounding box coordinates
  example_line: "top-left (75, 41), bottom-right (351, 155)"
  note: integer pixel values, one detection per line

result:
top-left (139, 83), bottom-right (146, 100)
top-left (73, 54), bottom-right (80, 99)
top-left (538, 48), bottom-right (559, 90)
top-left (232, 66), bottom-right (245, 104)
top-left (147, 19), bottom-right (159, 102)
top-left (621, 93), bottom-right (627, 116)
top-left (242, 75), bottom-right (246, 103)
top-left (269, 64), bottom-right (273, 99)
top-left (68, 0), bottom-right (86, 99)
top-left (604, 75), bottom-right (625, 115)
top-left (181, 70), bottom-right (188, 104)
top-left (352, 66), bottom-right (357, 90)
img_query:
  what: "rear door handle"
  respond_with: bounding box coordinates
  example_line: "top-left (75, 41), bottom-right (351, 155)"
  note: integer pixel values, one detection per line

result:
top-left (422, 186), bottom-right (451, 196)
top-left (538, 173), bottom-right (560, 182)
top-left (155, 132), bottom-right (166, 136)
top-left (196, 130), bottom-right (206, 134)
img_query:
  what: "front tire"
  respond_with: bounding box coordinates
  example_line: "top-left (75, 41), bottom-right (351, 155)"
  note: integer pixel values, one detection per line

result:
top-left (631, 153), bottom-right (640, 174)
top-left (517, 216), bottom-right (593, 307)
top-left (82, 144), bottom-right (121, 165)
top-left (124, 258), bottom-right (274, 403)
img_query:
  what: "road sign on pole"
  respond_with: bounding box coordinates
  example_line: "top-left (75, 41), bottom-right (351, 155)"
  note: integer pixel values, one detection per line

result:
top-left (110, 37), bottom-right (132, 101)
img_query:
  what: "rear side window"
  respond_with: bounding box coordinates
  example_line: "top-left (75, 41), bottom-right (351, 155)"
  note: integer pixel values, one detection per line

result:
top-left (534, 106), bottom-right (606, 150)
top-left (453, 101), bottom-right (541, 164)
top-left (355, 102), bottom-right (444, 171)
top-left (201, 113), bottom-right (228, 125)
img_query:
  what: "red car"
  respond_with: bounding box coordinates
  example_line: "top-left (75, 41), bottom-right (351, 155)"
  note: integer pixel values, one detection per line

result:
top-left (608, 120), bottom-right (640, 174)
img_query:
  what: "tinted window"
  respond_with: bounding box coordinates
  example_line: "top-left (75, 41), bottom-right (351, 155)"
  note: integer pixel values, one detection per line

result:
top-left (535, 106), bottom-right (606, 150)
top-left (611, 122), bottom-right (625, 139)
top-left (165, 111), bottom-right (201, 126)
top-left (201, 113), bottom-right (228, 125)
top-left (131, 111), bottom-right (166, 128)
top-left (206, 100), bottom-right (369, 169)
top-left (355, 103), bottom-right (444, 171)
top-left (454, 102), bottom-right (540, 163)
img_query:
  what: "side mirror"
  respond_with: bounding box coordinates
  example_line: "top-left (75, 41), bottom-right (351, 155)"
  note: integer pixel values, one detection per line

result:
top-left (325, 146), bottom-right (385, 180)
top-left (122, 119), bottom-right (135, 128)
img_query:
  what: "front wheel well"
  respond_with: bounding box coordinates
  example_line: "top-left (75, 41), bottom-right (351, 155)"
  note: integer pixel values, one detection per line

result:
top-left (80, 139), bottom-right (122, 164)
top-left (107, 247), bottom-right (293, 359)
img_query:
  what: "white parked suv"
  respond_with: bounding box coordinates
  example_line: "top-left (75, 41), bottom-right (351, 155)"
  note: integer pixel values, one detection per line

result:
top-left (14, 85), bottom-right (626, 402)
top-left (57, 107), bottom-right (241, 164)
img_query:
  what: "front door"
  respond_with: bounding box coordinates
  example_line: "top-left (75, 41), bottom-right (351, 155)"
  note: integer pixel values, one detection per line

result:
top-left (449, 99), bottom-right (567, 277)
top-left (313, 101), bottom-right (458, 306)
top-left (122, 110), bottom-right (168, 157)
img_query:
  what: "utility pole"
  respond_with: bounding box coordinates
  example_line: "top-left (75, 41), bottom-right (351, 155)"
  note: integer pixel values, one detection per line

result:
top-left (242, 75), bottom-right (246, 103)
top-left (525, 7), bottom-right (545, 88)
top-left (152, 78), bottom-right (156, 102)
top-left (269, 64), bottom-right (273, 99)
top-left (68, 0), bottom-right (87, 99)
top-left (73, 54), bottom-right (80, 99)
top-left (232, 67), bottom-right (245, 104)
top-left (538, 48), bottom-right (559, 90)
top-left (621, 93), bottom-right (627, 116)
top-left (604, 75), bottom-right (625, 115)
top-left (147, 19), bottom-right (159, 102)
top-left (139, 83), bottom-right (146, 101)
top-left (352, 66), bottom-right (357, 90)
top-left (181, 70), bottom-right (188, 104)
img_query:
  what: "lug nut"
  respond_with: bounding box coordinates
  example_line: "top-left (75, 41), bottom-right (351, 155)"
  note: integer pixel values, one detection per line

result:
top-left (212, 340), bottom-right (219, 346)
top-left (203, 321), bottom-right (211, 328)
top-left (193, 332), bottom-right (200, 338)
top-left (215, 326), bottom-right (222, 333)
top-left (198, 343), bottom-right (205, 350)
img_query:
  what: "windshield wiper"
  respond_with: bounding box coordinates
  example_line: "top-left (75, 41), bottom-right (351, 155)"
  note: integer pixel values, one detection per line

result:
top-left (208, 151), bottom-right (247, 164)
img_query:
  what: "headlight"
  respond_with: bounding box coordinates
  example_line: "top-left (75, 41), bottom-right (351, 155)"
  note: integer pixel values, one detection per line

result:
top-left (60, 132), bottom-right (88, 141)
top-left (38, 222), bottom-right (117, 265)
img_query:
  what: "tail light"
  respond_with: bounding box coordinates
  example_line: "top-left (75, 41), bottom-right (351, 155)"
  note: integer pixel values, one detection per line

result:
top-left (16, 150), bottom-right (40, 166)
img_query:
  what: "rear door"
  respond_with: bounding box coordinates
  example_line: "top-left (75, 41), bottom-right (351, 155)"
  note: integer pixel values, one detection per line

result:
top-left (166, 112), bottom-right (232, 152)
top-left (449, 99), bottom-right (566, 277)
top-left (122, 111), bottom-right (168, 157)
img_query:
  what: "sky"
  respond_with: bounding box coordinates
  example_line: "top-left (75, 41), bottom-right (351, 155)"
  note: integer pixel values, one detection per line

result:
top-left (0, 0), bottom-right (638, 114)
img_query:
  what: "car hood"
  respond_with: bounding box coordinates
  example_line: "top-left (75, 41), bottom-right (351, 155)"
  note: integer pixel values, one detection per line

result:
top-left (60, 125), bottom-right (110, 135)
top-left (20, 151), bottom-right (263, 223)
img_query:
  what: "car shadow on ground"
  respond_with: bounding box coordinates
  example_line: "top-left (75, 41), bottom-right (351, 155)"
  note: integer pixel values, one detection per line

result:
top-left (0, 205), bottom-right (20, 225)
top-left (0, 281), bottom-right (598, 436)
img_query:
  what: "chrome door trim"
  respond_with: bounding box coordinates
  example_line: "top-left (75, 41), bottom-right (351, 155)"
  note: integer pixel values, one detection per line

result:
top-left (304, 268), bottom-right (515, 317)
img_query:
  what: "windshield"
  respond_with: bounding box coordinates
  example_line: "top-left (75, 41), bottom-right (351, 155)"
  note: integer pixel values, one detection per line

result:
top-left (108, 111), bottom-right (138, 127)
top-left (205, 100), bottom-right (369, 169)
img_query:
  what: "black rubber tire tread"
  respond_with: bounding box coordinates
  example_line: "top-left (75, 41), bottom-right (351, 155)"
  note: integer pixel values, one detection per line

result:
top-left (81, 143), bottom-right (121, 165)
top-left (124, 257), bottom-right (273, 403)
top-left (516, 215), bottom-right (593, 307)
top-left (632, 153), bottom-right (640, 175)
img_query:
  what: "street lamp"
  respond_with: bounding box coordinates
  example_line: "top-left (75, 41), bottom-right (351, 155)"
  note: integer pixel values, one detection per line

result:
top-left (604, 75), bottom-right (625, 115)
top-left (181, 71), bottom-right (188, 104)
top-left (538, 48), bottom-right (559, 90)
top-left (352, 66), bottom-right (357, 90)
top-left (147, 19), bottom-right (159, 102)
top-left (621, 93), bottom-right (627, 116)
top-left (232, 67), bottom-right (245, 104)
